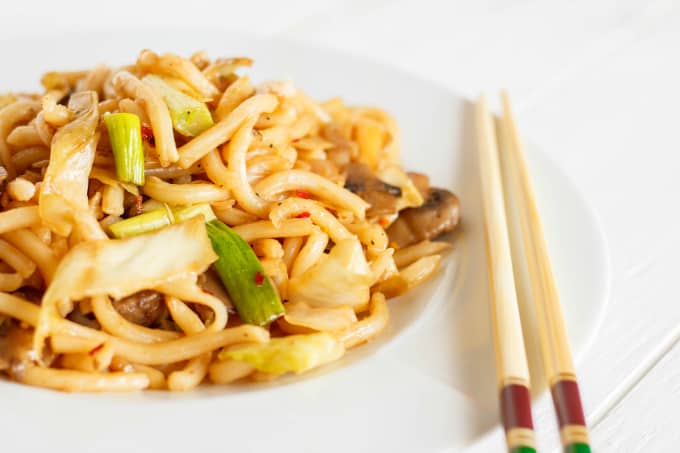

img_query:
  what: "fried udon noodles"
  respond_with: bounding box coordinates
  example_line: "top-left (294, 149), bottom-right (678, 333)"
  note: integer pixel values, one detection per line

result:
top-left (0, 50), bottom-right (460, 392)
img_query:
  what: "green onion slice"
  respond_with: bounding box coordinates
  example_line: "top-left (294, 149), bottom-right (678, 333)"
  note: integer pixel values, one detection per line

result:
top-left (103, 112), bottom-right (145, 186)
top-left (142, 75), bottom-right (214, 137)
top-left (206, 219), bottom-right (285, 326)
top-left (109, 203), bottom-right (215, 238)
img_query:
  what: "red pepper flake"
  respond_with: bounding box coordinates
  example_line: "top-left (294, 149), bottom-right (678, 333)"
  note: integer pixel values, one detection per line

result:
top-left (295, 211), bottom-right (311, 219)
top-left (378, 217), bottom-right (390, 227)
top-left (89, 343), bottom-right (105, 356)
top-left (294, 190), bottom-right (311, 199)
top-left (202, 289), bottom-right (216, 296)
top-left (254, 271), bottom-right (264, 286)
top-left (141, 124), bottom-right (155, 146)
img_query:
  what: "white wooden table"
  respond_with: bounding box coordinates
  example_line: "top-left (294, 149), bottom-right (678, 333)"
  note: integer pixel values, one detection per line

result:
top-left (3, 1), bottom-right (679, 450)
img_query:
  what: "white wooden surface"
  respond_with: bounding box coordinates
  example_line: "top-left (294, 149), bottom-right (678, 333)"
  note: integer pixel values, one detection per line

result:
top-left (2, 1), bottom-right (678, 450)
top-left (590, 340), bottom-right (680, 451)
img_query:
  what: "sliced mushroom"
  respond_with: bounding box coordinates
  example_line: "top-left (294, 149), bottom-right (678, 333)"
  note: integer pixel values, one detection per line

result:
top-left (387, 188), bottom-right (460, 248)
top-left (112, 290), bottom-right (165, 327)
top-left (344, 163), bottom-right (402, 217)
top-left (406, 172), bottom-right (430, 198)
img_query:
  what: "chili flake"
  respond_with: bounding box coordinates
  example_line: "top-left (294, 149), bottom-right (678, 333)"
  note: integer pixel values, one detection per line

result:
top-left (294, 190), bottom-right (311, 199)
top-left (141, 124), bottom-right (155, 146)
top-left (89, 343), bottom-right (105, 356)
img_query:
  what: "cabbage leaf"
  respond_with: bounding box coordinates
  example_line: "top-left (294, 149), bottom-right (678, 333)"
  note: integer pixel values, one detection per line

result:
top-left (283, 301), bottom-right (357, 332)
top-left (219, 332), bottom-right (344, 375)
top-left (39, 91), bottom-right (99, 236)
top-left (34, 219), bottom-right (217, 356)
top-left (288, 239), bottom-right (371, 309)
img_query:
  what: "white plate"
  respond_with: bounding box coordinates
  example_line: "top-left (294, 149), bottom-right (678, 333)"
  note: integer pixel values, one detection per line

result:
top-left (0, 31), bottom-right (610, 452)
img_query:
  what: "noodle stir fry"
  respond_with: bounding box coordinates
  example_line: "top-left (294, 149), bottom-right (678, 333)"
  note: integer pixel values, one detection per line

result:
top-left (0, 50), bottom-right (460, 392)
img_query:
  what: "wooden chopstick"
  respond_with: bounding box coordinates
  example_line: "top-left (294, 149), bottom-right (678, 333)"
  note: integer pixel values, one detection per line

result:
top-left (498, 92), bottom-right (591, 453)
top-left (475, 95), bottom-right (537, 453)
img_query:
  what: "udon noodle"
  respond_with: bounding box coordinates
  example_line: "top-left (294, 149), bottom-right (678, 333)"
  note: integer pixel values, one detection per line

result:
top-left (0, 50), bottom-right (460, 392)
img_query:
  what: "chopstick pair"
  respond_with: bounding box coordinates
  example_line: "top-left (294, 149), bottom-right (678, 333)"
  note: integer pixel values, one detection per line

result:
top-left (475, 93), bottom-right (591, 453)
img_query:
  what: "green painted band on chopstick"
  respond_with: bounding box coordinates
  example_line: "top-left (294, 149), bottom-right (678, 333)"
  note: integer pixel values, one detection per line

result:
top-left (509, 446), bottom-right (536, 453)
top-left (564, 442), bottom-right (591, 453)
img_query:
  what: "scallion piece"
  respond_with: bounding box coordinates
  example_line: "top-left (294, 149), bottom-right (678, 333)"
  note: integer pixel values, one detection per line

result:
top-left (206, 219), bottom-right (285, 326)
top-left (172, 203), bottom-right (216, 223)
top-left (109, 203), bottom-right (216, 238)
top-left (142, 75), bottom-right (214, 137)
top-left (103, 113), bottom-right (145, 186)
top-left (109, 207), bottom-right (173, 238)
